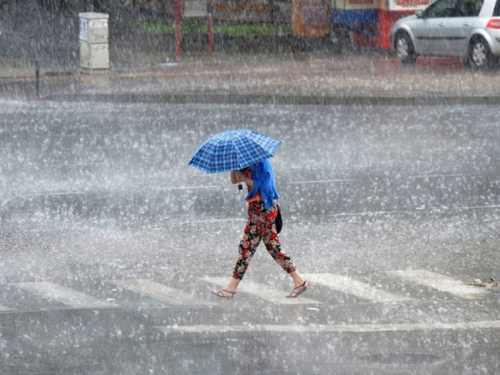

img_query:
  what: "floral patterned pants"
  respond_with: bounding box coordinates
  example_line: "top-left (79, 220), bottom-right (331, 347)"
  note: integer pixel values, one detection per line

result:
top-left (233, 201), bottom-right (296, 280)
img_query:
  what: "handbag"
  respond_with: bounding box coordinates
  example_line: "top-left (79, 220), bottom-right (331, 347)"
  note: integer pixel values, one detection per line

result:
top-left (275, 203), bottom-right (283, 234)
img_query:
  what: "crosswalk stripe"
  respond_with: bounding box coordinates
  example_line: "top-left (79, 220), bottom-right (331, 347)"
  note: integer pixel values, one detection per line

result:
top-left (13, 282), bottom-right (118, 308)
top-left (155, 320), bottom-right (500, 334)
top-left (200, 276), bottom-right (321, 305)
top-left (4, 269), bottom-right (489, 312)
top-left (106, 279), bottom-right (213, 306)
top-left (302, 273), bottom-right (414, 303)
top-left (387, 270), bottom-right (488, 300)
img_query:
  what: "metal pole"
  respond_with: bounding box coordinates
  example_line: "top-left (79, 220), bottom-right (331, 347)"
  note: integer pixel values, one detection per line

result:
top-left (208, 13), bottom-right (213, 57)
top-left (35, 60), bottom-right (40, 98)
top-left (175, 0), bottom-right (181, 60)
top-left (268, 0), bottom-right (277, 25)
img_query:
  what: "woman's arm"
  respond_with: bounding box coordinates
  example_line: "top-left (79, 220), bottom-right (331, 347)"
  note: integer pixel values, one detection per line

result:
top-left (230, 170), bottom-right (238, 184)
top-left (230, 170), bottom-right (253, 188)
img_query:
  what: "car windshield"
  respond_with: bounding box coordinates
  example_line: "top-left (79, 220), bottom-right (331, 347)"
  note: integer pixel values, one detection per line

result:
top-left (424, 0), bottom-right (483, 17)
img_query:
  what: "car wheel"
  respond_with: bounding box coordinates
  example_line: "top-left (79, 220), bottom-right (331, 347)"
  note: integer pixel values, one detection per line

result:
top-left (395, 32), bottom-right (416, 65)
top-left (468, 36), bottom-right (494, 70)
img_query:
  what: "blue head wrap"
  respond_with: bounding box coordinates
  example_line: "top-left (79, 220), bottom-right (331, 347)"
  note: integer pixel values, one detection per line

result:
top-left (245, 159), bottom-right (279, 210)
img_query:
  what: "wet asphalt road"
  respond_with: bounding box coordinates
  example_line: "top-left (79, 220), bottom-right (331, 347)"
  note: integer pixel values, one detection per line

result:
top-left (1, 101), bottom-right (500, 374)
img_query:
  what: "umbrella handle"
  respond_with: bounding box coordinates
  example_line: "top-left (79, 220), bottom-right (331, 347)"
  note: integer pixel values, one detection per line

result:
top-left (238, 183), bottom-right (243, 192)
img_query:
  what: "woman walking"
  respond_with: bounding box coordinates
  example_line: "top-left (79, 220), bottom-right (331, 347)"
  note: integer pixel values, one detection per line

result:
top-left (211, 159), bottom-right (308, 299)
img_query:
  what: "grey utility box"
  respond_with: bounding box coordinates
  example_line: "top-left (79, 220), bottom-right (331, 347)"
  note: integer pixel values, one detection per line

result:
top-left (79, 13), bottom-right (109, 70)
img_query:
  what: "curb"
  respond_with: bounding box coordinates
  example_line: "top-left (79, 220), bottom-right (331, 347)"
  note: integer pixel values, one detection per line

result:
top-left (41, 93), bottom-right (500, 105)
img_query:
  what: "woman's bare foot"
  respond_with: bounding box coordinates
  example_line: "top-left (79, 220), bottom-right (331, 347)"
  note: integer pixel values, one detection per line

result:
top-left (287, 280), bottom-right (308, 298)
top-left (211, 289), bottom-right (237, 299)
top-left (210, 278), bottom-right (240, 299)
top-left (287, 270), bottom-right (308, 298)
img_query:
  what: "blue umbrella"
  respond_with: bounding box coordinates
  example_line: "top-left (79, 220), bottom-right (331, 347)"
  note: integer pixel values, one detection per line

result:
top-left (188, 129), bottom-right (282, 174)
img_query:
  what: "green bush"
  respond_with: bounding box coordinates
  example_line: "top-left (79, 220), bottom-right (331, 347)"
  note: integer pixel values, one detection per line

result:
top-left (135, 21), bottom-right (292, 35)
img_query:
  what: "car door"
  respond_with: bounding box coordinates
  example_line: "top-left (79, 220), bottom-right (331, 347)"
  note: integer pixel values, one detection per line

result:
top-left (413, 0), bottom-right (460, 55)
top-left (440, 0), bottom-right (484, 56)
top-left (410, 16), bottom-right (440, 54)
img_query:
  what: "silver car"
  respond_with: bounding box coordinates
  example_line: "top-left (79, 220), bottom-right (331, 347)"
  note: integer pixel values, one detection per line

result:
top-left (390, 0), bottom-right (500, 68)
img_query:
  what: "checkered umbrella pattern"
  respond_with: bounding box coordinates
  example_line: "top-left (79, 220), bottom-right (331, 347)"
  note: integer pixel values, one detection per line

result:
top-left (188, 129), bottom-right (282, 174)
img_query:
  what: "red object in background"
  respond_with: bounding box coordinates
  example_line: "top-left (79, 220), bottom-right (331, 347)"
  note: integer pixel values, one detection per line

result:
top-left (377, 9), bottom-right (416, 49)
top-left (352, 23), bottom-right (377, 48)
top-left (175, 0), bottom-right (181, 60)
top-left (354, 10), bottom-right (417, 50)
top-left (292, 0), bottom-right (330, 38)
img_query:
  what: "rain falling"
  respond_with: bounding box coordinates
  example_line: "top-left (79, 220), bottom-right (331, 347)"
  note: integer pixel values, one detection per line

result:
top-left (1, 0), bottom-right (500, 374)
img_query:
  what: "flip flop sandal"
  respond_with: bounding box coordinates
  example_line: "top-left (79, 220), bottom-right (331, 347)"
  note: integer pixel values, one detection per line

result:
top-left (287, 280), bottom-right (308, 298)
top-left (211, 289), bottom-right (237, 299)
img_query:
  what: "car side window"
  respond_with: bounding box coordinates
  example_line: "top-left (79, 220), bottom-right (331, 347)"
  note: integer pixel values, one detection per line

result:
top-left (475, 0), bottom-right (485, 14)
top-left (425, 0), bottom-right (460, 17)
top-left (494, 0), bottom-right (500, 15)
top-left (457, 0), bottom-right (483, 16)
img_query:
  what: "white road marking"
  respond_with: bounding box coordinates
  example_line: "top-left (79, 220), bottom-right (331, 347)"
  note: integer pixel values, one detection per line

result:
top-left (200, 276), bottom-right (321, 305)
top-left (460, 205), bottom-right (500, 210)
top-left (0, 305), bottom-right (14, 312)
top-left (302, 273), bottom-right (413, 303)
top-left (330, 205), bottom-right (500, 218)
top-left (387, 270), bottom-right (488, 300)
top-left (289, 179), bottom-right (355, 185)
top-left (157, 185), bottom-right (219, 191)
top-left (106, 279), bottom-right (213, 306)
top-left (331, 210), bottom-right (399, 217)
top-left (13, 282), bottom-right (118, 308)
top-left (181, 218), bottom-right (246, 224)
top-left (53, 162), bottom-right (107, 167)
top-left (20, 192), bottom-right (86, 197)
top-left (409, 174), bottom-right (474, 179)
top-left (155, 320), bottom-right (500, 334)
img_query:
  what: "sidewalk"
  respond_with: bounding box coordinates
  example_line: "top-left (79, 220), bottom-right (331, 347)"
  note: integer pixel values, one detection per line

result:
top-left (3, 52), bottom-right (500, 105)
top-left (1, 2), bottom-right (500, 104)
